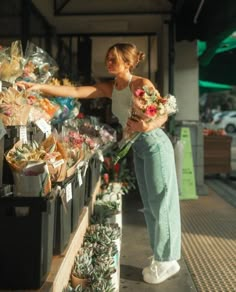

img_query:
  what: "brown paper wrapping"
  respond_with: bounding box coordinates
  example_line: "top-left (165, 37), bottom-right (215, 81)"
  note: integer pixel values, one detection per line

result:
top-left (41, 135), bottom-right (68, 182)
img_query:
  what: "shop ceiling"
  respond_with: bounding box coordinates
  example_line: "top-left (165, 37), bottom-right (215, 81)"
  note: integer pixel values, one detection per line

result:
top-left (31, 0), bottom-right (236, 65)
top-left (31, 0), bottom-right (172, 36)
top-left (1, 0), bottom-right (236, 65)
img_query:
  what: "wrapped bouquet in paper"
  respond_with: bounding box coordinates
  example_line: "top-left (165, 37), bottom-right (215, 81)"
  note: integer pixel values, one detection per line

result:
top-left (61, 130), bottom-right (86, 178)
top-left (41, 134), bottom-right (68, 182)
top-left (20, 41), bottom-right (58, 83)
top-left (25, 91), bottom-right (60, 123)
top-left (113, 86), bottom-right (178, 163)
top-left (5, 140), bottom-right (51, 197)
top-left (0, 87), bottom-right (31, 126)
top-left (49, 77), bottom-right (81, 124)
top-left (0, 40), bottom-right (23, 83)
top-left (63, 118), bottom-right (101, 158)
top-left (0, 85), bottom-right (59, 126)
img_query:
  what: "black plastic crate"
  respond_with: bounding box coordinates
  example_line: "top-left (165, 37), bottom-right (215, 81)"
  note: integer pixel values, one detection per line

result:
top-left (0, 195), bottom-right (55, 290)
top-left (71, 163), bottom-right (89, 231)
top-left (53, 177), bottom-right (73, 255)
top-left (84, 160), bottom-right (91, 205)
top-left (86, 157), bottom-right (101, 204)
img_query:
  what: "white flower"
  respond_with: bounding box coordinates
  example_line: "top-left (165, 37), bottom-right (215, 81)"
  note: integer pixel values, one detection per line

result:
top-left (159, 103), bottom-right (166, 115)
top-left (164, 94), bottom-right (178, 115)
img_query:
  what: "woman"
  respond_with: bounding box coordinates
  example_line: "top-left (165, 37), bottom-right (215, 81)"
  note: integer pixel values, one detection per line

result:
top-left (18, 43), bottom-right (181, 284)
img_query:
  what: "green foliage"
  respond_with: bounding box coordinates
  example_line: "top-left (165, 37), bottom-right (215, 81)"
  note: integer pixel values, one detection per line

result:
top-left (67, 224), bottom-right (120, 291)
top-left (102, 154), bottom-right (136, 194)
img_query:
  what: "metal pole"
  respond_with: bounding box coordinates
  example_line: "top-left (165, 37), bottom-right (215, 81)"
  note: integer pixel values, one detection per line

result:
top-left (167, 17), bottom-right (176, 135)
top-left (21, 0), bottom-right (31, 51)
top-left (168, 19), bottom-right (175, 95)
top-left (148, 36), bottom-right (151, 80)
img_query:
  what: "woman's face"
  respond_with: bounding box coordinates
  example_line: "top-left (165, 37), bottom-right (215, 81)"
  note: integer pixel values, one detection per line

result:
top-left (106, 51), bottom-right (127, 75)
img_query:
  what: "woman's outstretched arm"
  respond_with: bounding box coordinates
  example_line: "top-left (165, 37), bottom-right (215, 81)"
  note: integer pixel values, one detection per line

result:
top-left (17, 80), bottom-right (113, 99)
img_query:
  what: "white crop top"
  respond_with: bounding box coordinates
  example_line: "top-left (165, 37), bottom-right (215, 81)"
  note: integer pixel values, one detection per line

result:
top-left (111, 76), bottom-right (132, 128)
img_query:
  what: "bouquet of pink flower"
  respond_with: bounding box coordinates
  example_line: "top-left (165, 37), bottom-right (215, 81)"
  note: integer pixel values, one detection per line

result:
top-left (113, 85), bottom-right (178, 164)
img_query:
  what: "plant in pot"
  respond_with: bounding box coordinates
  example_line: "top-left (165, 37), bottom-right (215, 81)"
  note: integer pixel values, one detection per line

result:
top-left (70, 247), bottom-right (93, 289)
top-left (91, 196), bottom-right (120, 224)
top-left (90, 276), bottom-right (115, 292)
top-left (101, 223), bottom-right (121, 241)
top-left (85, 224), bottom-right (120, 254)
top-left (64, 283), bottom-right (91, 292)
top-left (89, 252), bottom-right (116, 292)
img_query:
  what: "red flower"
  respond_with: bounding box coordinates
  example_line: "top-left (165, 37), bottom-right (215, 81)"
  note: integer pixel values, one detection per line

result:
top-left (145, 105), bottom-right (158, 117)
top-left (113, 163), bottom-right (120, 174)
top-left (104, 157), bottom-right (112, 170)
top-left (77, 112), bottom-right (85, 119)
top-left (135, 88), bottom-right (145, 97)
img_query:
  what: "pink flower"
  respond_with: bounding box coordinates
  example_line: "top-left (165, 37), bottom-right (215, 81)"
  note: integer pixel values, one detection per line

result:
top-left (103, 173), bottom-right (109, 184)
top-left (145, 105), bottom-right (158, 117)
top-left (135, 88), bottom-right (145, 97)
top-left (160, 97), bottom-right (167, 104)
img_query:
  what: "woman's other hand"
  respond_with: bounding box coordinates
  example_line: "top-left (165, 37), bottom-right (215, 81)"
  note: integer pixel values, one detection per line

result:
top-left (126, 118), bottom-right (149, 133)
top-left (126, 113), bottom-right (168, 133)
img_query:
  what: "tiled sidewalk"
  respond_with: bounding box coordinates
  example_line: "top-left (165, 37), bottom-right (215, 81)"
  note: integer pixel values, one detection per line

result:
top-left (119, 190), bottom-right (197, 292)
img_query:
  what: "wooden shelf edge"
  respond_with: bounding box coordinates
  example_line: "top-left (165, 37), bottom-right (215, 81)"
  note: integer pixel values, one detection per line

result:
top-left (32, 179), bottom-right (101, 292)
top-left (50, 178), bottom-right (101, 292)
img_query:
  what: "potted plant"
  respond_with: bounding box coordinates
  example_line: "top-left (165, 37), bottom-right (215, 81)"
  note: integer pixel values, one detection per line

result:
top-left (70, 247), bottom-right (93, 289)
top-left (90, 276), bottom-right (115, 292)
top-left (91, 192), bottom-right (121, 224)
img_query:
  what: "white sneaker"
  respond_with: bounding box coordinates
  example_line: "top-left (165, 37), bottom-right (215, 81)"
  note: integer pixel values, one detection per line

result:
top-left (143, 260), bottom-right (180, 284)
top-left (142, 256), bottom-right (154, 276)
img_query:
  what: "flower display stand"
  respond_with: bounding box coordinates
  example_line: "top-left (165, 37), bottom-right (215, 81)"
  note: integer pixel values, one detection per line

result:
top-left (204, 135), bottom-right (232, 175)
top-left (106, 187), bottom-right (123, 292)
top-left (0, 174), bottom-right (123, 292)
top-left (0, 137), bottom-right (4, 187)
top-left (4, 178), bottom-right (101, 292)
top-left (48, 178), bottom-right (100, 292)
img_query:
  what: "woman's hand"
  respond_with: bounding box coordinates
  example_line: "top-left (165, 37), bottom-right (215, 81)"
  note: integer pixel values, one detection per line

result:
top-left (17, 81), bottom-right (42, 92)
top-left (150, 113), bottom-right (168, 129)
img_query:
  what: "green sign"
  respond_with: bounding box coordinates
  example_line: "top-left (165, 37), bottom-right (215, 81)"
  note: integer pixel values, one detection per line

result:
top-left (179, 127), bottom-right (198, 200)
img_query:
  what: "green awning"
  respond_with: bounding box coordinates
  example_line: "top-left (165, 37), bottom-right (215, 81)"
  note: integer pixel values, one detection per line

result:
top-left (199, 80), bottom-right (233, 90)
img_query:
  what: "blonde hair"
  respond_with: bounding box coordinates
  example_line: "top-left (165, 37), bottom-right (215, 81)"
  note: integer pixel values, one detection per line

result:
top-left (105, 43), bottom-right (145, 71)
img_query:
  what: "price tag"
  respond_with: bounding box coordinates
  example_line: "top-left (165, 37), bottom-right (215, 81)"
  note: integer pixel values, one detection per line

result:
top-left (35, 119), bottom-right (51, 136)
top-left (19, 126), bottom-right (27, 143)
top-left (76, 161), bottom-right (85, 170)
top-left (77, 170), bottom-right (83, 187)
top-left (0, 81), bottom-right (2, 92)
top-left (0, 119), bottom-right (6, 139)
top-left (66, 183), bottom-right (72, 202)
top-left (83, 161), bottom-right (89, 177)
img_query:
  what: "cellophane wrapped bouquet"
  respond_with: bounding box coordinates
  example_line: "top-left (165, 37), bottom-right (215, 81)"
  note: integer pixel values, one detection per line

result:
top-left (0, 40), bottom-right (23, 83)
top-left (113, 85), bottom-right (178, 163)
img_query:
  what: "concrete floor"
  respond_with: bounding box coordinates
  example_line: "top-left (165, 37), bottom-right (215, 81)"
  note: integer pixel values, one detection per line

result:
top-left (119, 190), bottom-right (197, 292)
top-left (119, 134), bottom-right (236, 292)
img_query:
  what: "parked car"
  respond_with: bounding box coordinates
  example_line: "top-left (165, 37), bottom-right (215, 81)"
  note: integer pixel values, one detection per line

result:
top-left (212, 111), bottom-right (231, 122)
top-left (213, 111), bottom-right (236, 133)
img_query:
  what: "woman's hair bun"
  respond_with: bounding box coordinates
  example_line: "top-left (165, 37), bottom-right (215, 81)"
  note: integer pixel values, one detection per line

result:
top-left (138, 51), bottom-right (145, 62)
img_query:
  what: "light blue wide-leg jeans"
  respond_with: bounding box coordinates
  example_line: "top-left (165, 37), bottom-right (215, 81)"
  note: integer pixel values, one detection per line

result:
top-left (132, 128), bottom-right (181, 261)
